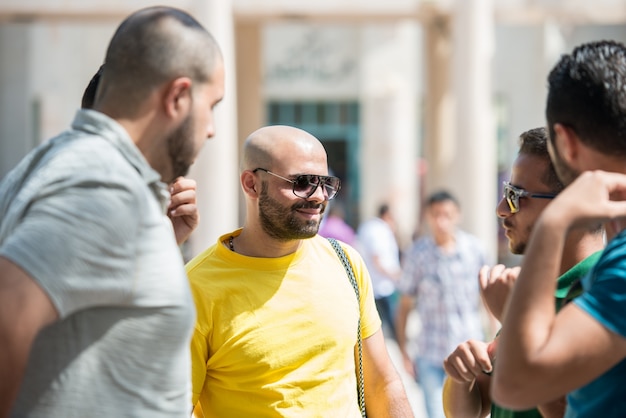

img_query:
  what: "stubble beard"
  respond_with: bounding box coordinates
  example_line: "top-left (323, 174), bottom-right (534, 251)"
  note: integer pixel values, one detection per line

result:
top-left (258, 184), bottom-right (326, 241)
top-left (505, 222), bottom-right (530, 255)
top-left (510, 240), bottom-right (526, 255)
top-left (167, 113), bottom-right (195, 183)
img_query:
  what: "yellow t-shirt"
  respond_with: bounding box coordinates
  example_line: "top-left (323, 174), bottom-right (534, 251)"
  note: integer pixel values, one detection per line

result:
top-left (187, 230), bottom-right (381, 417)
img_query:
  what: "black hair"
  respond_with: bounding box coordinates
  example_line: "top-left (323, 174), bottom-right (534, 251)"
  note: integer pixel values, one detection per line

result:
top-left (546, 40), bottom-right (626, 156)
top-left (81, 65), bottom-right (104, 109)
top-left (426, 190), bottom-right (459, 208)
top-left (518, 127), bottom-right (564, 193)
top-left (99, 6), bottom-right (221, 114)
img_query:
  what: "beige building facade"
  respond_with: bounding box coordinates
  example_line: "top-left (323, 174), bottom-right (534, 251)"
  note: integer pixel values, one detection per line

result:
top-left (1, 0), bottom-right (626, 261)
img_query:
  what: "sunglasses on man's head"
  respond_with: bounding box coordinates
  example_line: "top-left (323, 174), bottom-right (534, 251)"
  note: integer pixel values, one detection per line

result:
top-left (502, 181), bottom-right (557, 214)
top-left (253, 168), bottom-right (341, 200)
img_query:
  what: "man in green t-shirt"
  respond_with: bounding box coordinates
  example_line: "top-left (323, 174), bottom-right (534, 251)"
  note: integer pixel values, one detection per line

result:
top-left (441, 127), bottom-right (604, 418)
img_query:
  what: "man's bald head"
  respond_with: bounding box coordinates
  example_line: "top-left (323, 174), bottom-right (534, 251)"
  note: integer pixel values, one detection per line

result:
top-left (97, 6), bottom-right (222, 114)
top-left (242, 125), bottom-right (327, 172)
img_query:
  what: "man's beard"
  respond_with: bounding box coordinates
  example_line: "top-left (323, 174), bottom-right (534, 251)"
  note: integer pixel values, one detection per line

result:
top-left (166, 113), bottom-right (195, 182)
top-left (258, 183), bottom-right (326, 241)
top-left (504, 220), bottom-right (528, 255)
top-left (510, 230), bottom-right (529, 255)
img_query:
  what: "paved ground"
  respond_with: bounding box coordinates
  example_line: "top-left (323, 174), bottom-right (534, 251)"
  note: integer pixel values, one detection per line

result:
top-left (385, 336), bottom-right (428, 417)
top-left (382, 309), bottom-right (429, 416)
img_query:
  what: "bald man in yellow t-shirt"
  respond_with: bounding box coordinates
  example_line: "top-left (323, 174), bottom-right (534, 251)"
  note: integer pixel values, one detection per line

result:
top-left (187, 125), bottom-right (412, 417)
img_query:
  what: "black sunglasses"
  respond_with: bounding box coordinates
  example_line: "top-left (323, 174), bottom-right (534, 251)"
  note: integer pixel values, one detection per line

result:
top-left (503, 181), bottom-right (557, 214)
top-left (253, 168), bottom-right (341, 200)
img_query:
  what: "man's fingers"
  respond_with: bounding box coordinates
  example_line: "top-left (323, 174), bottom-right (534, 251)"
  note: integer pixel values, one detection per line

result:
top-left (478, 265), bottom-right (490, 290)
top-left (489, 264), bottom-right (506, 283)
top-left (505, 266), bottom-right (521, 282)
top-left (169, 189), bottom-right (196, 207)
top-left (444, 341), bottom-right (492, 383)
top-left (170, 177), bottom-right (197, 194)
top-left (169, 203), bottom-right (198, 218)
top-left (480, 264), bottom-right (507, 291)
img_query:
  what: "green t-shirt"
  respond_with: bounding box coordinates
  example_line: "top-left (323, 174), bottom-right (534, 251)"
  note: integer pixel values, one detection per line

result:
top-left (490, 251), bottom-right (602, 418)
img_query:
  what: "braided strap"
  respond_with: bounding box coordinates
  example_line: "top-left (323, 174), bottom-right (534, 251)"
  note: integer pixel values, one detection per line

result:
top-left (327, 238), bottom-right (366, 417)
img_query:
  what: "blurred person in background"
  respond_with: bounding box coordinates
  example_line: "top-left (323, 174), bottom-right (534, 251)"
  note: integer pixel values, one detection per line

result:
top-left (318, 200), bottom-right (356, 246)
top-left (357, 203), bottom-right (402, 341)
top-left (396, 190), bottom-right (487, 418)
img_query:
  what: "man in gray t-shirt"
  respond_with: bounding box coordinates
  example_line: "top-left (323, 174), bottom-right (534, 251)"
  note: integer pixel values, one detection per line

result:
top-left (0, 6), bottom-right (225, 417)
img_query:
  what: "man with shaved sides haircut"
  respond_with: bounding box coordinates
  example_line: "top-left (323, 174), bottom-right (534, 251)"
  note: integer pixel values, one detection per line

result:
top-left (0, 6), bottom-right (224, 417)
top-left (187, 125), bottom-right (414, 417)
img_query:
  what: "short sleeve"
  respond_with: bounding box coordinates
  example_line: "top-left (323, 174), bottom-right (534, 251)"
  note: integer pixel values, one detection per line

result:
top-left (1, 180), bottom-right (140, 317)
top-left (574, 244), bottom-right (626, 338)
top-left (190, 325), bottom-right (209, 406)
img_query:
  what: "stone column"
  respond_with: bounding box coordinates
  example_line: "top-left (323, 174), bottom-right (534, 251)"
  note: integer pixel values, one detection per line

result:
top-left (423, 12), bottom-right (455, 194)
top-left (422, 1), bottom-right (497, 259)
top-left (187, 0), bottom-right (240, 258)
top-left (0, 24), bottom-right (34, 179)
top-left (235, 20), bottom-right (264, 224)
top-left (452, 0), bottom-right (497, 259)
top-left (359, 22), bottom-right (420, 247)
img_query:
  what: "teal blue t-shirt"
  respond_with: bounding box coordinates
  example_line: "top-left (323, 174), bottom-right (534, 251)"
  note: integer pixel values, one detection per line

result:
top-left (567, 231), bottom-right (626, 417)
top-left (491, 251), bottom-right (602, 418)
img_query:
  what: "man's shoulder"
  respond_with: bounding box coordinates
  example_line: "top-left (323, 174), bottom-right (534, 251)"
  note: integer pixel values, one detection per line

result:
top-left (605, 229), bottom-right (626, 253)
top-left (315, 235), bottom-right (367, 271)
top-left (0, 132), bottom-right (143, 217)
top-left (186, 242), bottom-right (224, 275)
top-left (317, 234), bottom-right (359, 252)
top-left (35, 129), bottom-right (136, 181)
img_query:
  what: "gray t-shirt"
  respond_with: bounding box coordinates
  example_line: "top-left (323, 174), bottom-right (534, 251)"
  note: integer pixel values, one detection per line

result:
top-left (0, 110), bottom-right (195, 417)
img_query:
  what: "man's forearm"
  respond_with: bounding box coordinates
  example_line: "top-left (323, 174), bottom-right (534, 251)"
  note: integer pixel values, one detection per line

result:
top-left (442, 377), bottom-right (486, 418)
top-left (395, 296), bottom-right (411, 355)
top-left (0, 258), bottom-right (59, 417)
top-left (492, 211), bottom-right (567, 404)
top-left (365, 377), bottom-right (414, 417)
top-left (0, 335), bottom-right (30, 417)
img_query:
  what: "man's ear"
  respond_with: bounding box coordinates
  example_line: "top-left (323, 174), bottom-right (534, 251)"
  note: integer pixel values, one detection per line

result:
top-left (553, 123), bottom-right (580, 166)
top-left (241, 170), bottom-right (259, 198)
top-left (163, 77), bottom-right (192, 119)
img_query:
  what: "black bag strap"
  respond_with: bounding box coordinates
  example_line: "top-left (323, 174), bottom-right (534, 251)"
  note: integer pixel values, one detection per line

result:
top-left (327, 238), bottom-right (366, 417)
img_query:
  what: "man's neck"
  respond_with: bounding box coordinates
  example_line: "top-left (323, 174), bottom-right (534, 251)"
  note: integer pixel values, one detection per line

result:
top-left (559, 229), bottom-right (604, 275)
top-left (234, 225), bottom-right (304, 258)
top-left (434, 232), bottom-right (456, 252)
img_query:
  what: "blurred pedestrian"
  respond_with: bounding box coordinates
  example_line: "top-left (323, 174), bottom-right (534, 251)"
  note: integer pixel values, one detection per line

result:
top-left (318, 200), bottom-right (356, 246)
top-left (357, 203), bottom-right (402, 341)
top-left (396, 190), bottom-right (487, 418)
